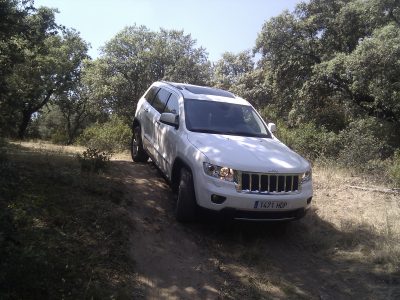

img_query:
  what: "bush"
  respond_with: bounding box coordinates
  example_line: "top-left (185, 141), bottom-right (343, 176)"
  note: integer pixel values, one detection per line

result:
top-left (77, 148), bottom-right (111, 173)
top-left (337, 118), bottom-right (388, 169)
top-left (0, 138), bottom-right (7, 165)
top-left (77, 116), bottom-right (131, 153)
top-left (274, 122), bottom-right (341, 161)
top-left (50, 130), bottom-right (69, 145)
top-left (389, 150), bottom-right (400, 188)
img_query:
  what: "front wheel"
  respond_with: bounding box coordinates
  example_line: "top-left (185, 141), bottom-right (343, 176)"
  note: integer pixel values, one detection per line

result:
top-left (176, 168), bottom-right (197, 222)
top-left (131, 125), bottom-right (149, 162)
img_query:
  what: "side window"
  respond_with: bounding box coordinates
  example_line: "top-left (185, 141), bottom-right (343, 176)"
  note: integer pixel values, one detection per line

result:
top-left (164, 94), bottom-right (179, 114)
top-left (144, 87), bottom-right (160, 104)
top-left (152, 88), bottom-right (171, 113)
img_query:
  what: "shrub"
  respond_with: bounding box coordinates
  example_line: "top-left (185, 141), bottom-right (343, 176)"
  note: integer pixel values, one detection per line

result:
top-left (0, 138), bottom-right (7, 165)
top-left (389, 150), bottom-right (400, 188)
top-left (77, 116), bottom-right (131, 153)
top-left (50, 130), bottom-right (69, 145)
top-left (77, 148), bottom-right (111, 173)
top-left (274, 122), bottom-right (341, 161)
top-left (337, 118), bottom-right (387, 169)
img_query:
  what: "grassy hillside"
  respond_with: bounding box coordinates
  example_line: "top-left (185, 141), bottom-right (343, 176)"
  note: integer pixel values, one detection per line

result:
top-left (0, 141), bottom-right (137, 299)
top-left (1, 140), bottom-right (399, 299)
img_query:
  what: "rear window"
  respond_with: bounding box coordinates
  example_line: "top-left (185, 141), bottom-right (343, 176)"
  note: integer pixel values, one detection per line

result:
top-left (144, 87), bottom-right (160, 103)
top-left (164, 94), bottom-right (179, 114)
top-left (152, 88), bottom-right (171, 113)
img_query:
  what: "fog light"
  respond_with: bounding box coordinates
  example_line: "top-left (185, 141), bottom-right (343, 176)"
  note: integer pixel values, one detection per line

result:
top-left (211, 194), bottom-right (226, 204)
top-left (307, 197), bottom-right (312, 204)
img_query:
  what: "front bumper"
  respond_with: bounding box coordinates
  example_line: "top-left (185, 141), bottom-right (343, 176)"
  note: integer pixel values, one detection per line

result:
top-left (202, 207), bottom-right (308, 221)
top-left (194, 172), bottom-right (313, 221)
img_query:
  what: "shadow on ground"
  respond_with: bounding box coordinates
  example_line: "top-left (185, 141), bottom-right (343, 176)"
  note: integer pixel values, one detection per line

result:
top-left (111, 160), bottom-right (400, 299)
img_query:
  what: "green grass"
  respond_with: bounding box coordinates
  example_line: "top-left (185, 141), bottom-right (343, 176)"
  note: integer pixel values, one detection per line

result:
top-left (0, 142), bottom-right (137, 299)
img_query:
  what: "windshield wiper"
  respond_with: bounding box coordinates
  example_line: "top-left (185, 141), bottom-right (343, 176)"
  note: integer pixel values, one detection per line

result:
top-left (223, 131), bottom-right (270, 138)
top-left (189, 128), bottom-right (226, 134)
top-left (190, 128), bottom-right (270, 138)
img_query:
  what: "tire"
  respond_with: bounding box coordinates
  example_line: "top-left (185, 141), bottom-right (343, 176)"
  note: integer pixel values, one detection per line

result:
top-left (131, 125), bottom-right (149, 162)
top-left (176, 168), bottom-right (197, 222)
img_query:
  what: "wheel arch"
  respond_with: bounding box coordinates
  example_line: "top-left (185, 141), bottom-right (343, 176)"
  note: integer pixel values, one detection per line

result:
top-left (171, 157), bottom-right (191, 193)
top-left (131, 118), bottom-right (140, 131)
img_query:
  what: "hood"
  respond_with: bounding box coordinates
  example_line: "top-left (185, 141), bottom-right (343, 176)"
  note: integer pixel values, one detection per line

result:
top-left (187, 132), bottom-right (310, 173)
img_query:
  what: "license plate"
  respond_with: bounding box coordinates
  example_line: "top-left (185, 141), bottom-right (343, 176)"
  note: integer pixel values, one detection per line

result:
top-left (254, 200), bottom-right (287, 209)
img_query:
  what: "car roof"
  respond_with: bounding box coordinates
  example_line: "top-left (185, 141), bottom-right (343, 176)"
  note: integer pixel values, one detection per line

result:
top-left (157, 81), bottom-right (251, 105)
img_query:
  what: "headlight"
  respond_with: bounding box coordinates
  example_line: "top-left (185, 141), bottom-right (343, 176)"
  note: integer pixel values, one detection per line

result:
top-left (203, 162), bottom-right (236, 182)
top-left (301, 168), bottom-right (312, 183)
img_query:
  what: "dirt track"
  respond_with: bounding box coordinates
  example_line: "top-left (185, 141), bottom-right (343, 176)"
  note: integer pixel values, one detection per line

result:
top-left (112, 159), bottom-right (400, 300)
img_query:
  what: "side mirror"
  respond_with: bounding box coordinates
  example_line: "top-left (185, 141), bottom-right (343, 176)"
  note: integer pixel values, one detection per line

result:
top-left (268, 122), bottom-right (277, 133)
top-left (159, 113), bottom-right (179, 128)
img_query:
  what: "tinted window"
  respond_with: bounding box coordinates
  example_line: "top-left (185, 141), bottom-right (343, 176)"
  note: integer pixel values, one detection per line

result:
top-left (144, 86), bottom-right (160, 103)
top-left (164, 94), bottom-right (179, 114)
top-left (152, 88), bottom-right (171, 113)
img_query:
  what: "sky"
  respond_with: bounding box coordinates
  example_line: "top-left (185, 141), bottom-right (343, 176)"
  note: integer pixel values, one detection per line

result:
top-left (33, 0), bottom-right (300, 62)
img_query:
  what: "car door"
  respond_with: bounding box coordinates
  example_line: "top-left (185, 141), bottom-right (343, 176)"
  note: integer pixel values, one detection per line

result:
top-left (155, 92), bottom-right (180, 176)
top-left (141, 86), bottom-right (160, 152)
top-left (147, 88), bottom-right (171, 160)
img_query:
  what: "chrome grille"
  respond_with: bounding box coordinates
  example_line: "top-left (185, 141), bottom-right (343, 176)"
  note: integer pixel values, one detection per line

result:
top-left (236, 172), bottom-right (301, 194)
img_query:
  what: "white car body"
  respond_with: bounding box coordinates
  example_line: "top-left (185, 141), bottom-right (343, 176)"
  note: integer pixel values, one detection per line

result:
top-left (133, 81), bottom-right (313, 221)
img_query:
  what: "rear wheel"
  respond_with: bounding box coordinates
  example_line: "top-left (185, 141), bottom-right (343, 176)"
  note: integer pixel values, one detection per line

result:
top-left (176, 168), bottom-right (197, 222)
top-left (131, 125), bottom-right (148, 162)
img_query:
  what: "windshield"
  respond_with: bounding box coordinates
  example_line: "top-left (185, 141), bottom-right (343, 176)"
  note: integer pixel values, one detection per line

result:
top-left (184, 99), bottom-right (271, 138)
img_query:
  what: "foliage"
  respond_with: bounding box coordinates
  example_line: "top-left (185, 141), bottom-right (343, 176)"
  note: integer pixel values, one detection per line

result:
top-left (33, 82), bottom-right (96, 144)
top-left (84, 25), bottom-right (211, 119)
top-left (77, 116), bottom-right (131, 153)
top-left (213, 51), bottom-right (254, 90)
top-left (212, 52), bottom-right (271, 108)
top-left (273, 121), bottom-right (340, 162)
top-left (254, 0), bottom-right (400, 140)
top-left (389, 150), bottom-right (400, 187)
top-left (0, 137), bottom-right (8, 167)
top-left (77, 147), bottom-right (111, 173)
top-left (0, 0), bottom-right (33, 136)
top-left (0, 1), bottom-right (89, 139)
top-left (336, 118), bottom-right (389, 168)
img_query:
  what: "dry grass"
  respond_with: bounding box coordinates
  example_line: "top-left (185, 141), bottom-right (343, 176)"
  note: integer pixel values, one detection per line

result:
top-left (10, 140), bottom-right (132, 161)
top-left (202, 162), bottom-right (400, 299)
top-left (10, 140), bottom-right (86, 155)
top-left (313, 163), bottom-right (400, 267)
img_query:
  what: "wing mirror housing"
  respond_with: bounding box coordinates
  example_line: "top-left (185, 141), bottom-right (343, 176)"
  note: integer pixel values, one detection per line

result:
top-left (159, 113), bottom-right (179, 128)
top-left (268, 122), bottom-right (277, 133)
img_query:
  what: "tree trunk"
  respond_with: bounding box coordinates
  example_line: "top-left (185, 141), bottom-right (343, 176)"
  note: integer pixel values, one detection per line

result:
top-left (17, 111), bottom-right (32, 139)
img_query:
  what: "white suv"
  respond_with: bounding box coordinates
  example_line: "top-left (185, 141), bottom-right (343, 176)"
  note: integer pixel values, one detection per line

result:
top-left (131, 81), bottom-right (312, 222)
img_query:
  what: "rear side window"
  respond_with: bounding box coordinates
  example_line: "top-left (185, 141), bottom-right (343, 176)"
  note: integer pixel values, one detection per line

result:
top-left (164, 94), bottom-right (179, 114)
top-left (152, 88), bottom-right (171, 113)
top-left (144, 87), bottom-right (160, 103)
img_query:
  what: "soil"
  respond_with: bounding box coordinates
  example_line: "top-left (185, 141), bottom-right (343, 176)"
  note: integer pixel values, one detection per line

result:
top-left (111, 158), bottom-right (400, 300)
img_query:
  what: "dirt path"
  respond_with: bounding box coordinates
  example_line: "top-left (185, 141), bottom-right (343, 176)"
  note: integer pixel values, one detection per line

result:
top-left (112, 159), bottom-right (400, 300)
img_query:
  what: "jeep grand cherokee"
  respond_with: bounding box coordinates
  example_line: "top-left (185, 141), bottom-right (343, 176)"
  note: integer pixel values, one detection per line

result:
top-left (131, 82), bottom-right (312, 222)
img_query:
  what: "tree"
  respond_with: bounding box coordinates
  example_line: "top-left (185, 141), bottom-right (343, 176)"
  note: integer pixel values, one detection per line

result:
top-left (6, 25), bottom-right (89, 138)
top-left (0, 1), bottom-right (89, 139)
top-left (213, 51), bottom-right (254, 90)
top-left (85, 25), bottom-right (211, 120)
top-left (0, 0), bottom-right (34, 135)
top-left (254, 0), bottom-right (400, 135)
top-left (56, 82), bottom-right (94, 144)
